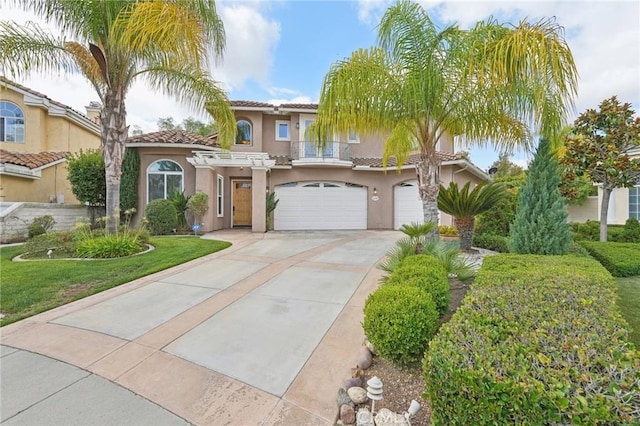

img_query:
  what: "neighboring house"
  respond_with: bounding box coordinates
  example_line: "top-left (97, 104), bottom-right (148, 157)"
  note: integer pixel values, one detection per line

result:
top-left (130, 101), bottom-right (489, 233)
top-left (567, 147), bottom-right (640, 224)
top-left (0, 77), bottom-right (101, 204)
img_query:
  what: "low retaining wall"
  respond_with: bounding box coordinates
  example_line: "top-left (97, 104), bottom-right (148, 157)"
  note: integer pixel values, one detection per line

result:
top-left (0, 203), bottom-right (90, 243)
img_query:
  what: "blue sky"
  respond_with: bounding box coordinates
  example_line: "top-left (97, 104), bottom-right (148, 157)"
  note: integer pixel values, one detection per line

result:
top-left (2, 0), bottom-right (639, 170)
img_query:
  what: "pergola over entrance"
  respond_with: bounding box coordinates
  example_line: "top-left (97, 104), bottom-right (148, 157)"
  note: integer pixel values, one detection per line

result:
top-left (187, 151), bottom-right (275, 233)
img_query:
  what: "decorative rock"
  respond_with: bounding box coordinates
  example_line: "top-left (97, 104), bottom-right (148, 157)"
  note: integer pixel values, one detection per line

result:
top-left (337, 387), bottom-right (355, 408)
top-left (365, 340), bottom-right (377, 356)
top-left (344, 377), bottom-right (362, 390)
top-left (347, 386), bottom-right (368, 404)
top-left (374, 408), bottom-right (409, 426)
top-left (356, 407), bottom-right (375, 426)
top-left (356, 346), bottom-right (373, 369)
top-left (340, 404), bottom-right (356, 425)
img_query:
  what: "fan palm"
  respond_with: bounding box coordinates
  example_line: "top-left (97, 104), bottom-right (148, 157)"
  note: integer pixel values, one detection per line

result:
top-left (311, 0), bottom-right (577, 237)
top-left (0, 0), bottom-right (236, 232)
top-left (438, 182), bottom-right (506, 250)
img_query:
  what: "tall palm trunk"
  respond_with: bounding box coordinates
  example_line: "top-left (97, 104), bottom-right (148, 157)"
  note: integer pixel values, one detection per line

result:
top-left (101, 89), bottom-right (127, 233)
top-left (417, 147), bottom-right (440, 238)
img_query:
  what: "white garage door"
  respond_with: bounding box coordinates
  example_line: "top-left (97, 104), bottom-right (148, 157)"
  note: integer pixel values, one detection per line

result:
top-left (394, 181), bottom-right (424, 229)
top-left (274, 182), bottom-right (367, 230)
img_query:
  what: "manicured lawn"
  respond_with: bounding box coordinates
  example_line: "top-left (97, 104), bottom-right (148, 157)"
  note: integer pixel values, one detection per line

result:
top-left (617, 275), bottom-right (640, 347)
top-left (0, 237), bottom-right (230, 326)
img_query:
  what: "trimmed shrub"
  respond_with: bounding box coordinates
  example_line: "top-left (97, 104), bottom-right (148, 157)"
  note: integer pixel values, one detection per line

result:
top-left (385, 255), bottom-right (450, 314)
top-left (580, 241), bottom-right (640, 277)
top-left (144, 199), bottom-right (178, 235)
top-left (424, 255), bottom-right (638, 425)
top-left (27, 215), bottom-right (55, 239)
top-left (472, 233), bottom-right (509, 253)
top-left (621, 217), bottom-right (640, 243)
top-left (438, 225), bottom-right (457, 236)
top-left (75, 234), bottom-right (146, 258)
top-left (364, 285), bottom-right (438, 366)
top-left (571, 221), bottom-right (626, 242)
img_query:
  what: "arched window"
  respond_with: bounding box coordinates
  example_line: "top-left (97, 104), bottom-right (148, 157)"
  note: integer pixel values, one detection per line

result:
top-left (236, 119), bottom-right (252, 145)
top-left (0, 101), bottom-right (25, 143)
top-left (147, 160), bottom-right (183, 202)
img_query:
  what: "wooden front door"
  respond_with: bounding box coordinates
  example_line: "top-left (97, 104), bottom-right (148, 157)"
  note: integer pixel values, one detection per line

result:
top-left (233, 180), bottom-right (252, 226)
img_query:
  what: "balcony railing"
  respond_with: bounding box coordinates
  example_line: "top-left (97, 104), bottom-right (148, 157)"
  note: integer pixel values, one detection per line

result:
top-left (291, 141), bottom-right (351, 161)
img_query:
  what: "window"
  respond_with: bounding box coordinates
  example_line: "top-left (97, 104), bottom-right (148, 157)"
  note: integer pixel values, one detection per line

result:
top-left (347, 128), bottom-right (359, 143)
top-left (0, 101), bottom-right (25, 143)
top-left (147, 160), bottom-right (183, 202)
top-left (217, 174), bottom-right (224, 217)
top-left (630, 186), bottom-right (640, 220)
top-left (275, 120), bottom-right (290, 141)
top-left (235, 119), bottom-right (252, 145)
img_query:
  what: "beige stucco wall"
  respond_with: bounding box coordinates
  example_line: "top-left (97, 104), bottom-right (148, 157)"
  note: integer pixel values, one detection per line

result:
top-left (0, 162), bottom-right (77, 204)
top-left (567, 196), bottom-right (599, 223)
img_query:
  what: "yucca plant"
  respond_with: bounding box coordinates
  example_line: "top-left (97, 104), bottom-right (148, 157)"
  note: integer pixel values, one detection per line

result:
top-left (169, 190), bottom-right (192, 231)
top-left (266, 192), bottom-right (280, 231)
top-left (438, 182), bottom-right (506, 251)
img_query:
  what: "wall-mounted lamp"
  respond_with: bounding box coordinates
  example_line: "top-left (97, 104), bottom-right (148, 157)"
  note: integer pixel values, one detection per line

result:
top-left (266, 186), bottom-right (269, 193)
top-left (295, 122), bottom-right (300, 130)
top-left (373, 187), bottom-right (377, 195)
top-left (240, 166), bottom-right (244, 171)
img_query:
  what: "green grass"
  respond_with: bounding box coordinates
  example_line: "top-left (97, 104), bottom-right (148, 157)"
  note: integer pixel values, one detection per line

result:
top-left (617, 275), bottom-right (640, 347)
top-left (0, 236), bottom-right (230, 326)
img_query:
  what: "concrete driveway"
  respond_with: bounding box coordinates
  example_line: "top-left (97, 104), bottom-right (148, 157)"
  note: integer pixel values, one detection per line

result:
top-left (1, 230), bottom-right (399, 425)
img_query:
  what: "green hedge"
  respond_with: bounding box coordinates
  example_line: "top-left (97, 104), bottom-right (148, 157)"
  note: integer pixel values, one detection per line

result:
top-left (580, 241), bottom-right (640, 277)
top-left (385, 255), bottom-right (450, 314)
top-left (472, 233), bottom-right (509, 253)
top-left (364, 285), bottom-right (438, 367)
top-left (423, 255), bottom-right (639, 425)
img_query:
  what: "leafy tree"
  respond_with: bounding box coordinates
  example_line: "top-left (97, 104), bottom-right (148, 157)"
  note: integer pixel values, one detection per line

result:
top-left (67, 149), bottom-right (106, 206)
top-left (157, 117), bottom-right (180, 131)
top-left (311, 1), bottom-right (577, 236)
top-left (1, 0), bottom-right (236, 233)
top-left (129, 125), bottom-right (144, 136)
top-left (561, 96), bottom-right (640, 241)
top-left (510, 138), bottom-right (572, 254)
top-left (119, 147), bottom-right (139, 216)
top-left (183, 116), bottom-right (216, 136)
top-left (438, 182), bottom-right (506, 250)
top-left (490, 153), bottom-right (526, 187)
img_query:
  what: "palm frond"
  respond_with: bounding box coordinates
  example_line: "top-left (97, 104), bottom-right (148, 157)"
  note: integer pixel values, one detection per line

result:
top-left (63, 41), bottom-right (107, 95)
top-left (0, 21), bottom-right (76, 78)
top-left (399, 221), bottom-right (436, 238)
top-left (438, 182), bottom-right (506, 218)
top-left (141, 63), bottom-right (235, 148)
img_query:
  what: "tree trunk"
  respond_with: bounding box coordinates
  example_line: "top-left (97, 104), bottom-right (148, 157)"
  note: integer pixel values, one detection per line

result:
top-left (455, 216), bottom-right (475, 251)
top-left (599, 185), bottom-right (612, 242)
top-left (101, 89), bottom-right (127, 234)
top-left (417, 149), bottom-right (441, 239)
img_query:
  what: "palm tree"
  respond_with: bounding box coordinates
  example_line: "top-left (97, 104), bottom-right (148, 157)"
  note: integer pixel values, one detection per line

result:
top-left (438, 182), bottom-right (506, 251)
top-left (0, 0), bottom-right (236, 232)
top-left (311, 0), bottom-right (577, 236)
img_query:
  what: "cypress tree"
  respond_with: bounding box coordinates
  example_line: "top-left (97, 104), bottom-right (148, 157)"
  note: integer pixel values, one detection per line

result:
top-left (119, 147), bottom-right (140, 215)
top-left (509, 138), bottom-right (572, 254)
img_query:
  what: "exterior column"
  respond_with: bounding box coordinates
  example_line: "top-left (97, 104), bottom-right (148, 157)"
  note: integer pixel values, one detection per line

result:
top-left (251, 167), bottom-right (268, 233)
top-left (194, 167), bottom-right (215, 232)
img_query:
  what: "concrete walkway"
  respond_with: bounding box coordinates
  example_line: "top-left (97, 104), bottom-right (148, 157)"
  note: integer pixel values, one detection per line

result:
top-left (1, 230), bottom-right (399, 425)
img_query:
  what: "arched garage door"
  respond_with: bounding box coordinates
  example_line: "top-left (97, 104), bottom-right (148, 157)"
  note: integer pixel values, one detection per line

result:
top-left (274, 182), bottom-right (367, 230)
top-left (394, 181), bottom-right (424, 229)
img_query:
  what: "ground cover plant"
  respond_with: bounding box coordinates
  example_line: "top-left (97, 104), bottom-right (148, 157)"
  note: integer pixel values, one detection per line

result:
top-left (580, 241), bottom-right (640, 277)
top-left (0, 237), bottom-right (230, 325)
top-left (423, 254), bottom-right (639, 424)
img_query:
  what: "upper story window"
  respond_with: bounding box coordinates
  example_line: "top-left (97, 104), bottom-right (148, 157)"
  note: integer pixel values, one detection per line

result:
top-left (236, 119), bottom-right (252, 145)
top-left (147, 159), bottom-right (183, 202)
top-left (347, 128), bottom-right (359, 143)
top-left (275, 120), bottom-right (290, 141)
top-left (0, 101), bottom-right (25, 143)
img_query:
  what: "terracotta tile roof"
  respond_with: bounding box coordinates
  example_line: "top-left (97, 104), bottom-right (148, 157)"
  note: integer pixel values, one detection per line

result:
top-left (230, 100), bottom-right (274, 108)
top-left (278, 103), bottom-right (318, 110)
top-left (0, 149), bottom-right (68, 169)
top-left (352, 152), bottom-right (459, 168)
top-left (127, 130), bottom-right (219, 147)
top-left (0, 76), bottom-right (94, 121)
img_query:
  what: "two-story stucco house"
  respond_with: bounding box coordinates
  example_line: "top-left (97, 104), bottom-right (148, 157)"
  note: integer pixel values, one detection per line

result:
top-left (0, 77), bottom-right (101, 204)
top-left (129, 101), bottom-right (489, 232)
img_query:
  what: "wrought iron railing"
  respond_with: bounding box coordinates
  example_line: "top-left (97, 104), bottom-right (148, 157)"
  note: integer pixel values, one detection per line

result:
top-left (291, 141), bottom-right (351, 161)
